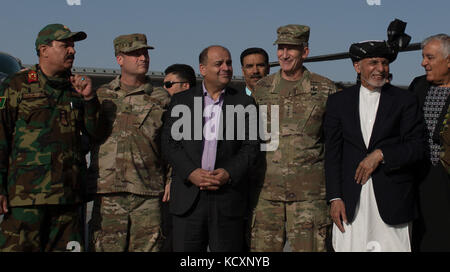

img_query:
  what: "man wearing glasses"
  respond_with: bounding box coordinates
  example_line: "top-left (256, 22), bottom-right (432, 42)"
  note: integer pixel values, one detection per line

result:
top-left (161, 63), bottom-right (196, 251)
top-left (87, 33), bottom-right (170, 252)
top-left (163, 64), bottom-right (197, 96)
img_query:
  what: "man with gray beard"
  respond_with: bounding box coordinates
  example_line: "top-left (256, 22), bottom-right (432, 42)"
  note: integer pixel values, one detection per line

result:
top-left (325, 40), bottom-right (425, 252)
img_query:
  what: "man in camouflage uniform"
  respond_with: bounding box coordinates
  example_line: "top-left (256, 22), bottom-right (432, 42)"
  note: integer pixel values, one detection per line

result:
top-left (88, 33), bottom-right (170, 252)
top-left (250, 24), bottom-right (337, 252)
top-left (0, 24), bottom-right (100, 252)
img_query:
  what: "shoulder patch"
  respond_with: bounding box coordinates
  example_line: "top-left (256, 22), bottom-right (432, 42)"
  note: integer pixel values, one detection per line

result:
top-left (96, 84), bottom-right (118, 98)
top-left (0, 97), bottom-right (6, 109)
top-left (27, 70), bottom-right (38, 83)
top-left (310, 72), bottom-right (338, 94)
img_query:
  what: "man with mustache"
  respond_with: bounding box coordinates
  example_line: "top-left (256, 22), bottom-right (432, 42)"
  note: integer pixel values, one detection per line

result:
top-left (251, 25), bottom-right (337, 252)
top-left (240, 47), bottom-right (270, 96)
top-left (239, 47), bottom-right (270, 251)
top-left (409, 34), bottom-right (450, 252)
top-left (87, 34), bottom-right (170, 251)
top-left (0, 24), bottom-right (101, 251)
top-left (161, 45), bottom-right (259, 251)
top-left (325, 41), bottom-right (425, 251)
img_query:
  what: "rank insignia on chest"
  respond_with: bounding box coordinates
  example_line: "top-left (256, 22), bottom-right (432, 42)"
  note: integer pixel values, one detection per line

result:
top-left (0, 97), bottom-right (6, 109)
top-left (27, 71), bottom-right (38, 83)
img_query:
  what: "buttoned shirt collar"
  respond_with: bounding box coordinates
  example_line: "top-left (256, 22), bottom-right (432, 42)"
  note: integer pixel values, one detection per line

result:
top-left (245, 86), bottom-right (252, 96)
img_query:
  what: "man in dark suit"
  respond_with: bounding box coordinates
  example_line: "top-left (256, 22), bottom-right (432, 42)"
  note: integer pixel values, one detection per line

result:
top-left (161, 45), bottom-right (259, 252)
top-left (325, 40), bottom-right (425, 251)
top-left (409, 33), bottom-right (450, 252)
top-left (160, 63), bottom-right (197, 252)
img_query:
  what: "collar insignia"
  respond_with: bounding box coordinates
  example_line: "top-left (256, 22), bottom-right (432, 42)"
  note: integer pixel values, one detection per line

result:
top-left (27, 70), bottom-right (38, 83)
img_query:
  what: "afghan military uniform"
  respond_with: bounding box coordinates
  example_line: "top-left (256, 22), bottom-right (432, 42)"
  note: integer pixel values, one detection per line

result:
top-left (0, 65), bottom-right (101, 251)
top-left (251, 67), bottom-right (337, 252)
top-left (88, 75), bottom-right (170, 252)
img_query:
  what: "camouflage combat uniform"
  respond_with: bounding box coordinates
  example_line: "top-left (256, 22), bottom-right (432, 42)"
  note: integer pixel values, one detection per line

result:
top-left (88, 75), bottom-right (170, 252)
top-left (0, 65), bottom-right (101, 251)
top-left (251, 67), bottom-right (337, 252)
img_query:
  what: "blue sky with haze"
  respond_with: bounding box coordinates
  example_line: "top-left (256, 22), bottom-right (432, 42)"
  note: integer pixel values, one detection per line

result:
top-left (0, 0), bottom-right (448, 85)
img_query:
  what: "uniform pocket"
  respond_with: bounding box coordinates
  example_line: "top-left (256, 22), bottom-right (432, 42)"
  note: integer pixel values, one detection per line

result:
top-left (8, 151), bottom-right (52, 199)
top-left (133, 104), bottom-right (155, 128)
top-left (18, 98), bottom-right (52, 129)
top-left (22, 108), bottom-right (52, 129)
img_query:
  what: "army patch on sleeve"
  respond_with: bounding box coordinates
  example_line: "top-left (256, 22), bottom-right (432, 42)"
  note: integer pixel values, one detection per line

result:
top-left (0, 97), bottom-right (6, 109)
top-left (27, 70), bottom-right (38, 83)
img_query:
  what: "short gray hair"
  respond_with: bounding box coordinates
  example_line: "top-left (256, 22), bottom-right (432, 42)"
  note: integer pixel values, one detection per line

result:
top-left (421, 34), bottom-right (450, 58)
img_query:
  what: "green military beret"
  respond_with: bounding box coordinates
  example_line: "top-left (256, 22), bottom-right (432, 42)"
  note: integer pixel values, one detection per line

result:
top-left (35, 24), bottom-right (86, 51)
top-left (113, 33), bottom-right (154, 55)
top-left (274, 24), bottom-right (310, 46)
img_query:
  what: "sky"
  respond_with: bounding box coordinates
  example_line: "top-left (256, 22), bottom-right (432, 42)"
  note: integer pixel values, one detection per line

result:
top-left (0, 0), bottom-right (448, 85)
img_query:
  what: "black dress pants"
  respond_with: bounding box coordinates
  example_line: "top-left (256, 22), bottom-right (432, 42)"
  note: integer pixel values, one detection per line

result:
top-left (172, 191), bottom-right (244, 252)
top-left (413, 164), bottom-right (450, 252)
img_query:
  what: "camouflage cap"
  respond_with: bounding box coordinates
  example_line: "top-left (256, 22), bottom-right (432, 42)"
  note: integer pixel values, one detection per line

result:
top-left (35, 24), bottom-right (87, 51)
top-left (113, 33), bottom-right (154, 55)
top-left (274, 24), bottom-right (310, 46)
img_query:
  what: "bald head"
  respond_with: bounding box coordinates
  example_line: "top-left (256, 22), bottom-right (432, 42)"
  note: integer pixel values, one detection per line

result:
top-left (199, 45), bottom-right (231, 65)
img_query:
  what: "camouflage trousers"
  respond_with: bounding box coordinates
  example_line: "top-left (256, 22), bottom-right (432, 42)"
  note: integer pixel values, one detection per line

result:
top-left (89, 193), bottom-right (162, 252)
top-left (250, 198), bottom-right (331, 252)
top-left (0, 205), bottom-right (84, 252)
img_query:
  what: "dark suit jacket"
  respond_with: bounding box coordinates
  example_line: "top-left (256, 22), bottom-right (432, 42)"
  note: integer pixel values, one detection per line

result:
top-left (161, 85), bottom-right (259, 217)
top-left (409, 75), bottom-right (450, 150)
top-left (325, 83), bottom-right (425, 225)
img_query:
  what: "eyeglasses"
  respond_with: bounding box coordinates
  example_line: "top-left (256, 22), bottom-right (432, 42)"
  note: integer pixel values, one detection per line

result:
top-left (163, 81), bottom-right (188, 89)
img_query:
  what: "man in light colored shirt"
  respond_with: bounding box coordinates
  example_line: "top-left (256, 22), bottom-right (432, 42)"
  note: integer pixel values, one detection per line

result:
top-left (161, 45), bottom-right (259, 251)
top-left (325, 38), bottom-right (425, 252)
top-left (240, 47), bottom-right (269, 96)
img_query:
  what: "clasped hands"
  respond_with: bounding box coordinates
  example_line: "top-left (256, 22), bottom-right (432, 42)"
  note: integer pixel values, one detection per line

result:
top-left (188, 168), bottom-right (230, 191)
